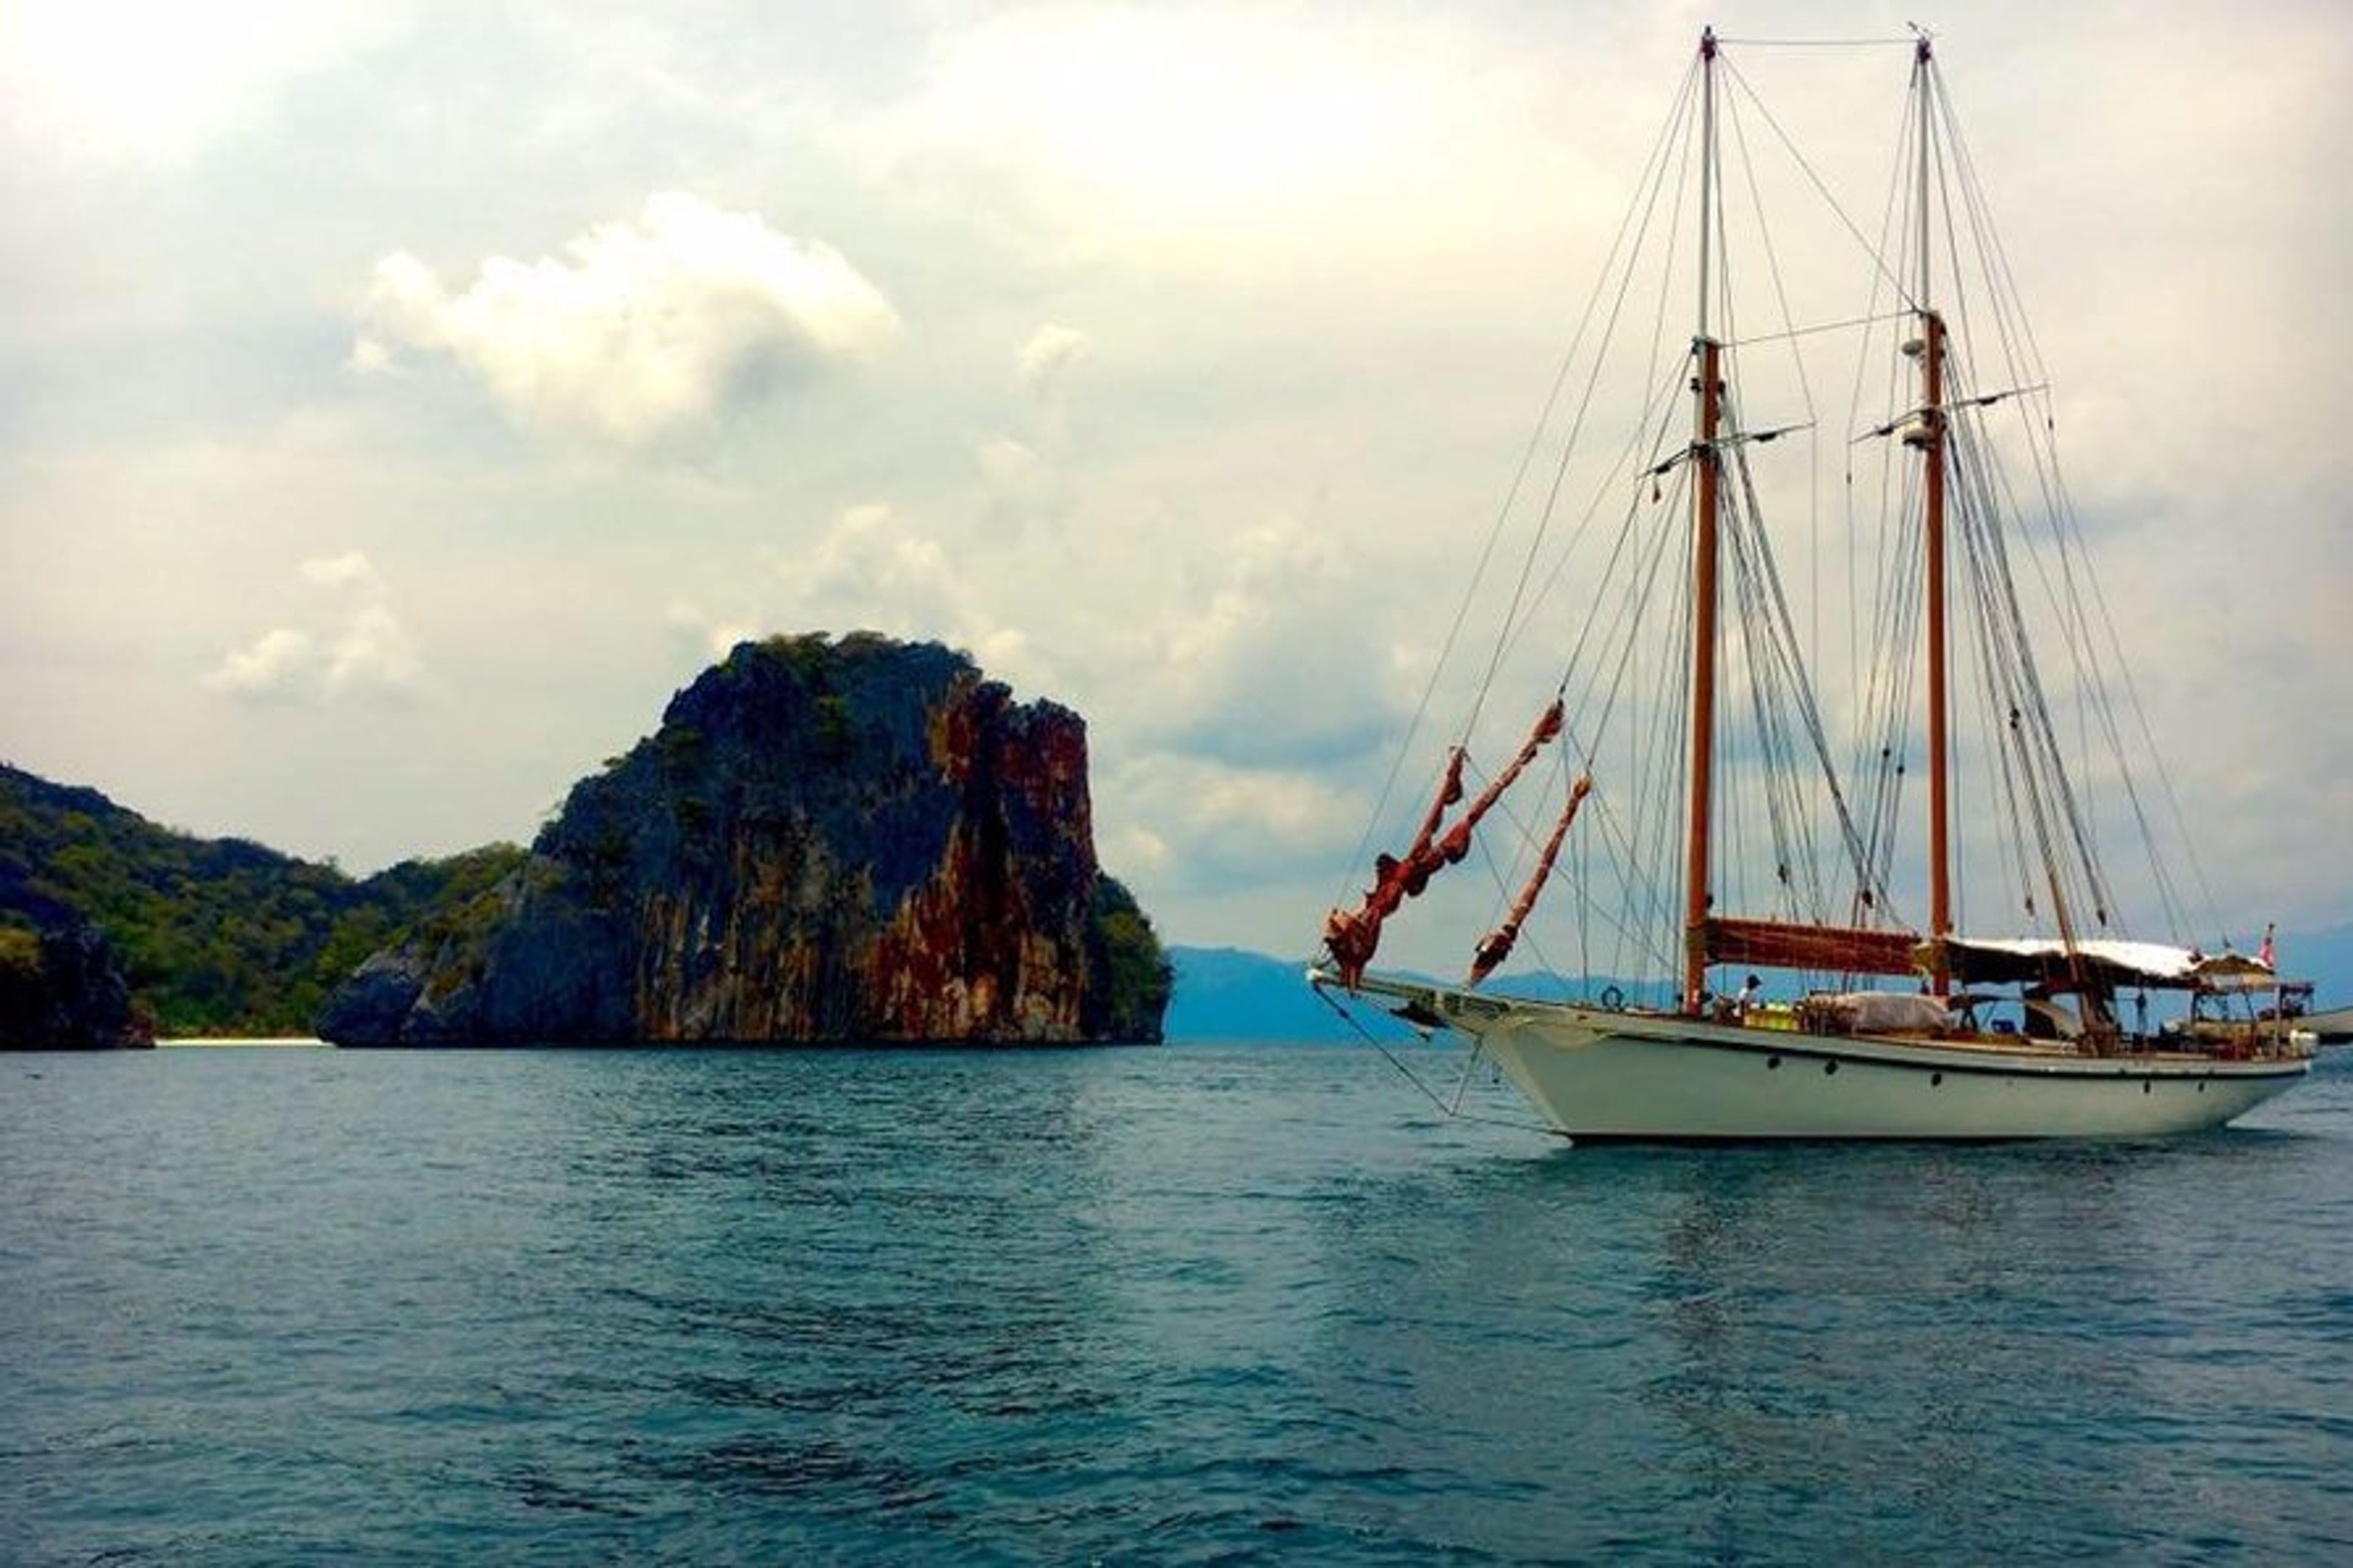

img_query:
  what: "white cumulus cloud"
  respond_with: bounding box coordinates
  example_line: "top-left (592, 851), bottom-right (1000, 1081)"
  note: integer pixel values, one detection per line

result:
top-left (1099, 751), bottom-right (1366, 893)
top-left (1146, 515), bottom-right (1399, 767)
top-left (665, 600), bottom-right (757, 661)
top-left (203, 628), bottom-right (317, 700)
top-left (343, 335), bottom-right (393, 376)
top-left (204, 555), bottom-right (426, 704)
top-left (357, 192), bottom-right (903, 448)
top-left (324, 603), bottom-right (424, 697)
top-left (1016, 322), bottom-right (1089, 397)
top-left (297, 550), bottom-right (382, 591)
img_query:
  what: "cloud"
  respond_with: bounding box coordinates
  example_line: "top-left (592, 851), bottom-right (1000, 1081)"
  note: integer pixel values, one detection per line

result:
top-left (786, 505), bottom-right (1050, 691)
top-left (1016, 323), bottom-right (1089, 398)
top-left (203, 628), bottom-right (317, 700)
top-left (297, 550), bottom-right (382, 591)
top-left (1, 0), bottom-right (390, 168)
top-left (324, 604), bottom-right (424, 697)
top-left (14, 3), bottom-right (2352, 942)
top-left (798, 502), bottom-right (958, 618)
top-left (976, 436), bottom-right (1039, 488)
top-left (203, 555), bottom-right (426, 705)
top-left (974, 435), bottom-right (1068, 530)
top-left (344, 336), bottom-right (393, 376)
top-left (667, 503), bottom-right (1045, 692)
top-left (665, 600), bottom-right (756, 661)
top-left (894, 9), bottom-right (1436, 249)
top-left (1098, 751), bottom-right (1367, 894)
top-left (357, 192), bottom-right (902, 448)
top-left (1143, 516), bottom-right (1403, 768)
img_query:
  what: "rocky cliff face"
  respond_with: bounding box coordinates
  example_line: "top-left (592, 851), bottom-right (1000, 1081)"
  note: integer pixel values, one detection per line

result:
top-left (0, 922), bottom-right (151, 1048)
top-left (318, 633), bottom-right (1170, 1045)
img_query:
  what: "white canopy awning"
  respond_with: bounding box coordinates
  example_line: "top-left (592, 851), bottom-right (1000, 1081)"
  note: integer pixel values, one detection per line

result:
top-left (1926, 935), bottom-right (2275, 991)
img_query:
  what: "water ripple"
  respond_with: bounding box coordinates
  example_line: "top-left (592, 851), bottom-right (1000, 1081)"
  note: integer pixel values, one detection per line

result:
top-left (5, 1046), bottom-right (2352, 1562)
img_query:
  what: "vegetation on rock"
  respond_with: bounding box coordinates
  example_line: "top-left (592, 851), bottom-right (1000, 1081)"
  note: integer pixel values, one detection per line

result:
top-left (0, 763), bottom-right (523, 1037)
top-left (1090, 877), bottom-right (1175, 1042)
top-left (4, 635), bottom-right (1168, 1047)
top-left (0, 920), bottom-right (148, 1048)
top-left (319, 633), bottom-right (1170, 1045)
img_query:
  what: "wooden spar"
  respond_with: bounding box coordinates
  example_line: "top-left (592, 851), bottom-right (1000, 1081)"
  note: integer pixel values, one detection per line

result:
top-left (1435, 700), bottom-right (1564, 865)
top-left (1923, 308), bottom-right (1951, 993)
top-left (1320, 699), bottom-right (1563, 987)
top-left (1916, 34), bottom-right (1953, 996)
top-left (1403, 749), bottom-right (1467, 884)
top-left (1684, 337), bottom-right (1723, 1013)
top-left (1468, 773), bottom-right (1593, 986)
top-left (1682, 29), bottom-right (1722, 1016)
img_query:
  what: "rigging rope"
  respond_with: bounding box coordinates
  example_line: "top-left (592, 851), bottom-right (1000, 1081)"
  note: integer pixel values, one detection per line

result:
top-left (1311, 984), bottom-right (1557, 1136)
top-left (1320, 31), bottom-right (2229, 1018)
top-left (1327, 58), bottom-right (1705, 936)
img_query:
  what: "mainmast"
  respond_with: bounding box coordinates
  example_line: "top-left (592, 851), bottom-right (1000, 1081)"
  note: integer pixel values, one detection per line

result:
top-left (1912, 33), bottom-right (1953, 992)
top-left (1682, 26), bottom-right (1723, 1013)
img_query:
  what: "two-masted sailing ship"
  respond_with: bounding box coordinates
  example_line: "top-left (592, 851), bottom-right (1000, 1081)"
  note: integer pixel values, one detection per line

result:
top-left (1311, 29), bottom-right (2309, 1138)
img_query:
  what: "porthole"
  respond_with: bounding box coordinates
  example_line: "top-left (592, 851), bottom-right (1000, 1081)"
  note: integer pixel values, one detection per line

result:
top-left (2142, 1081), bottom-right (2152, 1096)
top-left (1824, 1059), bottom-right (1840, 1076)
top-left (1930, 1072), bottom-right (1943, 1086)
top-left (1767, 1056), bottom-right (1782, 1070)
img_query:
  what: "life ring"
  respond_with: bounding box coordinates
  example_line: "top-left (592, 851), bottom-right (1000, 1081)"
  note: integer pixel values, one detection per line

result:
top-left (1599, 984), bottom-right (1625, 1010)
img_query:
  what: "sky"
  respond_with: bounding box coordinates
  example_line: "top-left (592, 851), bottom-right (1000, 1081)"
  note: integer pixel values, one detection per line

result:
top-left (4, 0), bottom-right (2348, 968)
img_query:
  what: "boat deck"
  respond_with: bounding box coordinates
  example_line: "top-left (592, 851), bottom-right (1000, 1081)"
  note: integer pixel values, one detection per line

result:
top-left (1677, 1006), bottom-right (2307, 1064)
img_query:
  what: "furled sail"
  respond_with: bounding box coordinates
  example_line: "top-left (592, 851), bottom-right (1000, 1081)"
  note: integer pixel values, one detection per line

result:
top-left (1323, 698), bottom-right (1566, 987)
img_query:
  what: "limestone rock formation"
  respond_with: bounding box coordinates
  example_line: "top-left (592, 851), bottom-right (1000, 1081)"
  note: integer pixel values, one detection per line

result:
top-left (0, 922), bottom-right (151, 1048)
top-left (317, 633), bottom-right (1170, 1045)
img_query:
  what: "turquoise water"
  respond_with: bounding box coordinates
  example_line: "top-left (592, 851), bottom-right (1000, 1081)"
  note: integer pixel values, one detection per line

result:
top-left (5, 1044), bottom-right (2351, 1563)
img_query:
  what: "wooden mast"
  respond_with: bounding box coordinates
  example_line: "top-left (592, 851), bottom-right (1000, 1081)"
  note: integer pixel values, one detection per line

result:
top-left (1916, 34), bottom-right (1953, 994)
top-left (1683, 27), bottom-right (1722, 1014)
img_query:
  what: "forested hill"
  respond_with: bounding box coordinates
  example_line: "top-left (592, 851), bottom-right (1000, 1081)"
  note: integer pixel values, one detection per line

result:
top-left (0, 763), bottom-right (523, 1036)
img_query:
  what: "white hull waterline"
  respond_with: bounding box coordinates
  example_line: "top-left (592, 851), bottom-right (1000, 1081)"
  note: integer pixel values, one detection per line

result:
top-left (1324, 971), bottom-right (2308, 1141)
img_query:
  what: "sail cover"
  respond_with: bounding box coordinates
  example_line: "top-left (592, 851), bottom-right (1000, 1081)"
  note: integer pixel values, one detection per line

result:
top-left (1706, 917), bottom-right (1919, 976)
top-left (1929, 936), bottom-right (2270, 991)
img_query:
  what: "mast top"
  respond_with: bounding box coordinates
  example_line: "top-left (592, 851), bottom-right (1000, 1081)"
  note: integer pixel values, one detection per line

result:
top-left (1700, 26), bottom-right (1718, 61)
top-left (1911, 23), bottom-right (1933, 65)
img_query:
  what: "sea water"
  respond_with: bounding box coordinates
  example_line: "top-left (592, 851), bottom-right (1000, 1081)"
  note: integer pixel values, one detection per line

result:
top-left (4, 1043), bottom-right (2350, 1563)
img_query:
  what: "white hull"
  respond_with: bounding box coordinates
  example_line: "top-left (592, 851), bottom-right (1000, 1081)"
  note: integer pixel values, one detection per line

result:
top-left (1332, 972), bottom-right (2308, 1141)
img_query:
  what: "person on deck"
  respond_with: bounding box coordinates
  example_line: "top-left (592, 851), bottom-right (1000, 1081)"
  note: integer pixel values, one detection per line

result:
top-left (1735, 973), bottom-right (1764, 1021)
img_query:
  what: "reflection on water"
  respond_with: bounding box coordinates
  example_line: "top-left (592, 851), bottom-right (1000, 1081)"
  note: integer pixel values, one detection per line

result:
top-left (1301, 1110), bottom-right (2353, 1561)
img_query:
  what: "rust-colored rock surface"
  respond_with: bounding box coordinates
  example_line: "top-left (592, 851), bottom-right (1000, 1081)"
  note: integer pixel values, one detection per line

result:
top-left (317, 633), bottom-right (1169, 1045)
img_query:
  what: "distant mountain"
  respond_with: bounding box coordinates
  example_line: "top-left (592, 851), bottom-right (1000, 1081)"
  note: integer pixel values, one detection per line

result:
top-left (1163, 946), bottom-right (1664, 1043)
top-left (1164, 947), bottom-right (1358, 1043)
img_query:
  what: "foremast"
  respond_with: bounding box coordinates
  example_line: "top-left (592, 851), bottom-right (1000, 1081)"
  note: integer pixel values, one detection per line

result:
top-left (1914, 33), bottom-right (1955, 996)
top-left (1328, 28), bottom-right (1975, 1012)
top-left (1681, 28), bottom-right (1724, 1014)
